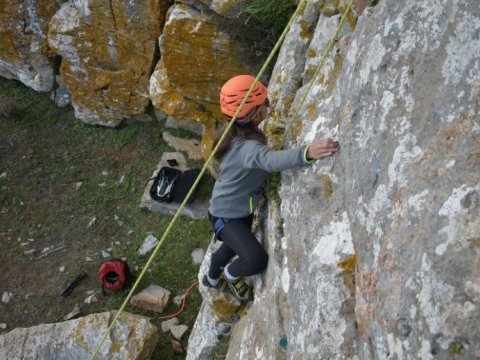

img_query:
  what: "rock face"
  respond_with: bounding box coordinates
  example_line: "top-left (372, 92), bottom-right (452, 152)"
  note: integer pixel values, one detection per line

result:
top-left (187, 239), bottom-right (243, 360)
top-left (189, 0), bottom-right (480, 359)
top-left (150, 2), bottom-right (267, 153)
top-left (0, 311), bottom-right (157, 359)
top-left (47, 0), bottom-right (168, 127)
top-left (0, 0), bottom-right (58, 92)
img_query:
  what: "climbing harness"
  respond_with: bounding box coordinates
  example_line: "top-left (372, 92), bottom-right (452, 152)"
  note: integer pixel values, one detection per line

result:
top-left (91, 0), bottom-right (355, 356)
top-left (208, 212), bottom-right (229, 240)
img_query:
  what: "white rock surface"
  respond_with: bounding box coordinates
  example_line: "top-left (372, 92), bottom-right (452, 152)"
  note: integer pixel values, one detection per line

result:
top-left (189, 1), bottom-right (480, 359)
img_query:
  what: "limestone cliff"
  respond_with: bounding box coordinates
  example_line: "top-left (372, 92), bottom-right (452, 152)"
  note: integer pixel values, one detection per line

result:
top-left (189, 0), bottom-right (480, 359)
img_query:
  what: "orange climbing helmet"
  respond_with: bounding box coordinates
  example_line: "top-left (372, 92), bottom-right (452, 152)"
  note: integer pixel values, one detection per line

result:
top-left (220, 75), bottom-right (268, 121)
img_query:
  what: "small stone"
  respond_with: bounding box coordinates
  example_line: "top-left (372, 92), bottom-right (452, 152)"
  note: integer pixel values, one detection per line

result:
top-left (171, 340), bottom-right (184, 354)
top-left (115, 241), bottom-right (121, 246)
top-left (106, 247), bottom-right (113, 252)
top-left (59, 266), bottom-right (66, 273)
top-left (2, 292), bottom-right (12, 304)
top-left (170, 324), bottom-right (188, 340)
top-left (121, 257), bottom-right (127, 262)
top-left (173, 295), bottom-right (183, 306)
top-left (24, 249), bottom-right (36, 256)
top-left (86, 290), bottom-right (95, 295)
top-left (87, 217), bottom-right (96, 228)
top-left (63, 304), bottom-right (81, 320)
top-left (161, 318), bottom-right (179, 333)
top-left (74, 182), bottom-right (82, 190)
top-left (0, 323), bottom-right (7, 329)
top-left (138, 234), bottom-right (159, 255)
top-left (102, 170), bottom-right (109, 176)
top-left (20, 242), bottom-right (30, 247)
top-left (41, 247), bottom-right (51, 254)
top-left (101, 250), bottom-right (111, 259)
top-left (190, 248), bottom-right (205, 265)
top-left (127, 230), bottom-right (134, 235)
top-left (118, 174), bottom-right (126, 184)
top-left (395, 317), bottom-right (412, 338)
top-left (84, 293), bottom-right (98, 304)
top-left (85, 256), bottom-right (93, 262)
top-left (130, 285), bottom-right (171, 313)
top-left (0, 172), bottom-right (7, 178)
top-left (98, 182), bottom-right (106, 187)
top-left (114, 215), bottom-right (120, 221)
top-left (28, 238), bottom-right (35, 242)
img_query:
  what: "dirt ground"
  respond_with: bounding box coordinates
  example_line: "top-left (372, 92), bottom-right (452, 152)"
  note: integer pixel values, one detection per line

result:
top-left (0, 79), bottom-right (212, 359)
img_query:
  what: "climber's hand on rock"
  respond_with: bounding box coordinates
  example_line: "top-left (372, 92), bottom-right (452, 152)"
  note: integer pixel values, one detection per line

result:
top-left (307, 138), bottom-right (339, 160)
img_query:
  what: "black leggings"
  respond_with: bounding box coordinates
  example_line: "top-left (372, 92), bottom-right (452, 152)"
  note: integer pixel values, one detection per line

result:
top-left (208, 215), bottom-right (269, 279)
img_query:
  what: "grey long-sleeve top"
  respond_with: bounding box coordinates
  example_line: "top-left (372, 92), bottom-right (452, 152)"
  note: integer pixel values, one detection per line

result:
top-left (209, 139), bottom-right (313, 219)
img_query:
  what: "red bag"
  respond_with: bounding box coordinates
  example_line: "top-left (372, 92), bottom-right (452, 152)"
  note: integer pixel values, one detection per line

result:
top-left (98, 259), bottom-right (130, 291)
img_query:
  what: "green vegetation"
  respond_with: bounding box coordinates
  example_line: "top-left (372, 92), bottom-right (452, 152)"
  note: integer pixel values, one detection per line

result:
top-left (238, 0), bottom-right (298, 42)
top-left (0, 78), bottom-right (214, 359)
top-left (449, 341), bottom-right (466, 356)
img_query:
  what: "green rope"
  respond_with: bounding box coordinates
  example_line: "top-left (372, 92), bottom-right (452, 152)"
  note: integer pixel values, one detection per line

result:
top-left (89, 1), bottom-right (307, 358)
top-left (282, 0), bottom-right (355, 144)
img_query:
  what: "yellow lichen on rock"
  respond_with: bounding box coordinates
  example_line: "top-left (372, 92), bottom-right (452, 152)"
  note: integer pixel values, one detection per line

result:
top-left (211, 296), bottom-right (242, 323)
top-left (150, 3), bottom-right (258, 155)
top-left (338, 254), bottom-right (357, 296)
top-left (319, 174), bottom-right (334, 200)
top-left (48, 0), bottom-right (168, 127)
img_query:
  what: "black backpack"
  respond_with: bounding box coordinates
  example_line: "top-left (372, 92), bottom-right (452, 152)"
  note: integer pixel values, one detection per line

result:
top-left (150, 166), bottom-right (201, 204)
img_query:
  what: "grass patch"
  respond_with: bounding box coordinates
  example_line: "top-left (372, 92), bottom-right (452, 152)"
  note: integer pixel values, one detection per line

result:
top-left (238, 0), bottom-right (298, 43)
top-left (0, 77), bottom-right (214, 359)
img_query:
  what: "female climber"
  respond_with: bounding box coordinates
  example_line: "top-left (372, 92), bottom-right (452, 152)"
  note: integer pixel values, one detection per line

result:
top-left (203, 74), bottom-right (339, 300)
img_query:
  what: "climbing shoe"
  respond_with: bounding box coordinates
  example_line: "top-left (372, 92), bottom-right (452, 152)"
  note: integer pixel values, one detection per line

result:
top-left (202, 275), bottom-right (227, 292)
top-left (223, 275), bottom-right (253, 301)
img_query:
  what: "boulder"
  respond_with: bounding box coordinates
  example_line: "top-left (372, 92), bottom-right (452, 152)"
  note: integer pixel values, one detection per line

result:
top-left (150, 2), bottom-right (266, 154)
top-left (47, 0), bottom-right (169, 127)
top-left (0, 0), bottom-right (57, 92)
top-left (0, 311), bottom-right (157, 359)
